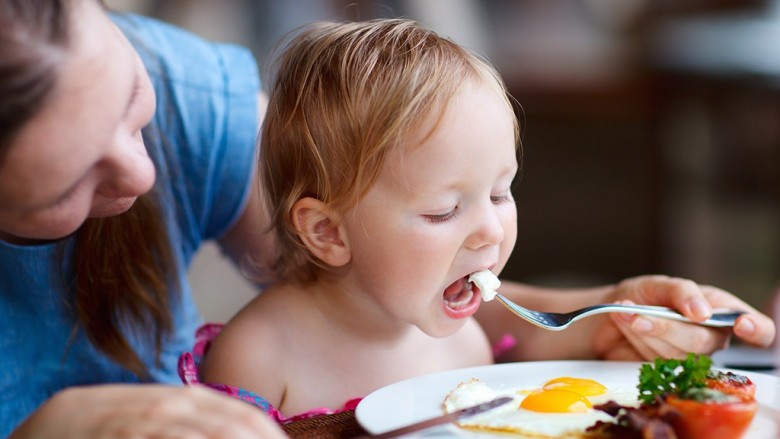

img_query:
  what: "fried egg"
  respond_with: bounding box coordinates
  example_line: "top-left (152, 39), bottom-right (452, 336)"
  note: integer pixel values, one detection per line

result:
top-left (442, 376), bottom-right (638, 438)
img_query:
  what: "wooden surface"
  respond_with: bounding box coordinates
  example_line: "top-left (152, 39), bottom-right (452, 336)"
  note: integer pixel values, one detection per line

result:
top-left (282, 411), bottom-right (368, 438)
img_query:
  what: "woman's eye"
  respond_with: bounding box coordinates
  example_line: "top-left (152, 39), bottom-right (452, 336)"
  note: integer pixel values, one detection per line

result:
top-left (424, 208), bottom-right (458, 224)
top-left (48, 187), bottom-right (79, 211)
top-left (47, 174), bottom-right (92, 212)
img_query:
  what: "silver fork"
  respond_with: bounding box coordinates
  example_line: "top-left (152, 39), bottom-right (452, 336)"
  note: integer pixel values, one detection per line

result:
top-left (494, 293), bottom-right (744, 331)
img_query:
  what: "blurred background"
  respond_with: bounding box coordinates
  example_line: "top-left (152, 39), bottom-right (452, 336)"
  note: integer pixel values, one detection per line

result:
top-left (106, 0), bottom-right (780, 325)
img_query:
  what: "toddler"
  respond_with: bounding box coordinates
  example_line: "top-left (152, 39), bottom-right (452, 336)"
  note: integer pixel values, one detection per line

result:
top-left (180, 18), bottom-right (519, 422)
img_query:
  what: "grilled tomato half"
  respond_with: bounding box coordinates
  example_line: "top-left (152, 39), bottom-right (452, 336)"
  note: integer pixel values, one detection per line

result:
top-left (663, 387), bottom-right (757, 439)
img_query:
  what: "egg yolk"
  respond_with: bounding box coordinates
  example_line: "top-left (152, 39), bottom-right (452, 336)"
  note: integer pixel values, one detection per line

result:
top-left (520, 388), bottom-right (593, 413)
top-left (542, 376), bottom-right (607, 397)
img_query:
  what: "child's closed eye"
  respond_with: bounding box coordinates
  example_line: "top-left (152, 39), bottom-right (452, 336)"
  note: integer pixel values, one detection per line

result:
top-left (424, 206), bottom-right (459, 224)
top-left (490, 192), bottom-right (513, 204)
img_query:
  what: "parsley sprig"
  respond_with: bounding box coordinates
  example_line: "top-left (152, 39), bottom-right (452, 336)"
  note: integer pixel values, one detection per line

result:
top-left (637, 353), bottom-right (712, 404)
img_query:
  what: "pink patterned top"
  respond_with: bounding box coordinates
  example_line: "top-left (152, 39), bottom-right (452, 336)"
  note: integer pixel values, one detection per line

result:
top-left (177, 323), bottom-right (361, 424)
top-left (177, 323), bottom-right (516, 424)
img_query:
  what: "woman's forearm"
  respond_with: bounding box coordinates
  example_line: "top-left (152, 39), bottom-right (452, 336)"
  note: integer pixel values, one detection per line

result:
top-left (475, 280), bottom-right (617, 361)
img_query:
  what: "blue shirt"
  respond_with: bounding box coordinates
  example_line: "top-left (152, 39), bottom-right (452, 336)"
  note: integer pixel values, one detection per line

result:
top-left (0, 13), bottom-right (260, 436)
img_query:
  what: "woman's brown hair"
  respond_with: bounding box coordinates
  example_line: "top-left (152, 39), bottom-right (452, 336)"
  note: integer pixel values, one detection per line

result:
top-left (0, 0), bottom-right (176, 378)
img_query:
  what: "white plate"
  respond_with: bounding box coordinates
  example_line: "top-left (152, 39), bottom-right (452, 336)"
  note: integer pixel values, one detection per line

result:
top-left (355, 360), bottom-right (780, 438)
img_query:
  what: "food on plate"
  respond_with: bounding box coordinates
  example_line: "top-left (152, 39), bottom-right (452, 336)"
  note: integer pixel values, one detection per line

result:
top-left (589, 354), bottom-right (758, 439)
top-left (441, 376), bottom-right (638, 437)
top-left (469, 270), bottom-right (500, 301)
top-left (663, 392), bottom-right (757, 439)
top-left (441, 354), bottom-right (758, 439)
top-left (704, 370), bottom-right (756, 401)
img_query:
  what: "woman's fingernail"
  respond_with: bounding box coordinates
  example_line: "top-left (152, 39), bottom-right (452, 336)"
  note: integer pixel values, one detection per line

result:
top-left (632, 317), bottom-right (654, 333)
top-left (689, 298), bottom-right (711, 318)
top-left (737, 317), bottom-right (755, 335)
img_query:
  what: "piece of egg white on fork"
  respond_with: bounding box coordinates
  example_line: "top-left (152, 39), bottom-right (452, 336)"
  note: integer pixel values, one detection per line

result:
top-left (469, 270), bottom-right (500, 301)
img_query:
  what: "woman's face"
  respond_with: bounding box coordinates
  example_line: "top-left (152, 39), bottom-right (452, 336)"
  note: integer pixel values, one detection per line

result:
top-left (0, 0), bottom-right (156, 243)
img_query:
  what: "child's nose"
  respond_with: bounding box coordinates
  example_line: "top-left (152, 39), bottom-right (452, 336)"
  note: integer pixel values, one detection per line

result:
top-left (467, 207), bottom-right (505, 250)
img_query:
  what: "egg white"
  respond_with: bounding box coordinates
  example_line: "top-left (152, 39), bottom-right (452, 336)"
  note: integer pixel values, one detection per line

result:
top-left (442, 378), bottom-right (638, 438)
top-left (469, 270), bottom-right (500, 301)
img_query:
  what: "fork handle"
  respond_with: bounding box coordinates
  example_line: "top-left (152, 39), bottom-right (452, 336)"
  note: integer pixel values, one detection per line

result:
top-left (589, 304), bottom-right (744, 327)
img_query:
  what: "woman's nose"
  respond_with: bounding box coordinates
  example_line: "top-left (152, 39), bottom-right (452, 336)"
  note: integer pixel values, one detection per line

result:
top-left (466, 206), bottom-right (505, 250)
top-left (96, 134), bottom-right (156, 198)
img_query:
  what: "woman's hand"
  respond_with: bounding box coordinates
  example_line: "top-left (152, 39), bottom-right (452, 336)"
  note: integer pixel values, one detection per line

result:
top-left (10, 384), bottom-right (286, 439)
top-left (592, 275), bottom-right (776, 361)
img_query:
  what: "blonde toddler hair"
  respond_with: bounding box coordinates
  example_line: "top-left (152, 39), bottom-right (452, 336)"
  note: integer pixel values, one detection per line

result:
top-left (260, 18), bottom-right (519, 283)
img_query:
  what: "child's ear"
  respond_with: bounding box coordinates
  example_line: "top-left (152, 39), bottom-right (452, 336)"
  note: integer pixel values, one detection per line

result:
top-left (291, 197), bottom-right (351, 267)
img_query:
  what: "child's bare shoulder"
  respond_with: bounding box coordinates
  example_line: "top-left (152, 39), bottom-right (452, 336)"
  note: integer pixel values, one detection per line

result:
top-left (200, 286), bottom-right (296, 405)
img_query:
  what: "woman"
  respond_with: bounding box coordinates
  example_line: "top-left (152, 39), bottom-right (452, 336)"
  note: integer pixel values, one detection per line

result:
top-left (1, 0), bottom-right (282, 437)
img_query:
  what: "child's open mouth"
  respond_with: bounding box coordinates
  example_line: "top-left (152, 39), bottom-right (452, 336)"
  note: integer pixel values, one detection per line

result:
top-left (442, 276), bottom-right (481, 318)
